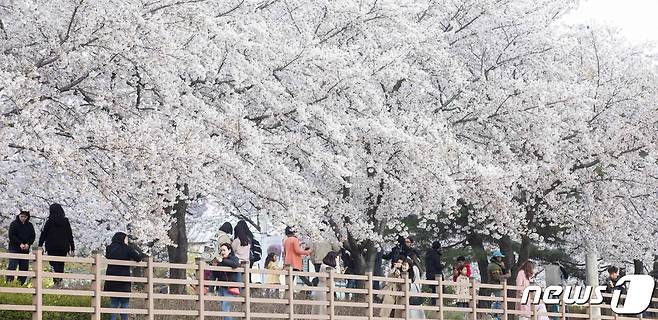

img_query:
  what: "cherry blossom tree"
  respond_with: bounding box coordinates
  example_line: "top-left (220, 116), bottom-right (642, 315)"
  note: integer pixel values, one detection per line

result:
top-left (2, 0), bottom-right (657, 283)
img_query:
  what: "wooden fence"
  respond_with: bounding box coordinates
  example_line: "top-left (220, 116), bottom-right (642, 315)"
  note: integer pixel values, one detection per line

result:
top-left (0, 250), bottom-right (656, 320)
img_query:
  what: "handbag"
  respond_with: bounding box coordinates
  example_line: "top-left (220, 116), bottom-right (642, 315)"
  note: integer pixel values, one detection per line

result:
top-left (227, 287), bottom-right (240, 295)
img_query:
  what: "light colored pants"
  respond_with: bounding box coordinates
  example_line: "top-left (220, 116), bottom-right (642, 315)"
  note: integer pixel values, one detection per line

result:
top-left (217, 287), bottom-right (233, 320)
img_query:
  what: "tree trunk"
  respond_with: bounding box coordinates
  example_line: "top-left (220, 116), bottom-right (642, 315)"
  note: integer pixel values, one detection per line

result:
top-left (634, 259), bottom-right (644, 274)
top-left (467, 233), bottom-right (488, 284)
top-left (467, 233), bottom-right (489, 308)
top-left (499, 236), bottom-right (515, 282)
top-left (586, 244), bottom-right (600, 318)
top-left (166, 184), bottom-right (189, 294)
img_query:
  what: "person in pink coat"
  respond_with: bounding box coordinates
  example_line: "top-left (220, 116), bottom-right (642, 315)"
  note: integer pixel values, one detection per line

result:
top-left (516, 260), bottom-right (549, 320)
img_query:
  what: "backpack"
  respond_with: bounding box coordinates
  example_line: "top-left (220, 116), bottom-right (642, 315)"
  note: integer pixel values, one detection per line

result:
top-left (250, 239), bottom-right (262, 263)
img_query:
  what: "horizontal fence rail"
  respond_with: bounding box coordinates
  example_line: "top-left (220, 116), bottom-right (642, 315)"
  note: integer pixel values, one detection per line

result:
top-left (1, 250), bottom-right (657, 320)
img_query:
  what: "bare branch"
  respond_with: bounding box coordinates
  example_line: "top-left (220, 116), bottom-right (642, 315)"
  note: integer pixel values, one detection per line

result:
top-left (147, 0), bottom-right (207, 15)
top-left (59, 72), bottom-right (90, 92)
top-left (217, 0), bottom-right (245, 17)
top-left (60, 0), bottom-right (85, 44)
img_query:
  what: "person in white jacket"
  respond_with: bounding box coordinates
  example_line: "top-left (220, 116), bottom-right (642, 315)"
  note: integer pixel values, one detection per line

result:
top-left (407, 258), bottom-right (426, 319)
top-left (312, 251), bottom-right (340, 315)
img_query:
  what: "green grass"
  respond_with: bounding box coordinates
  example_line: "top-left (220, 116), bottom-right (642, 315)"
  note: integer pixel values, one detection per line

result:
top-left (0, 279), bottom-right (113, 320)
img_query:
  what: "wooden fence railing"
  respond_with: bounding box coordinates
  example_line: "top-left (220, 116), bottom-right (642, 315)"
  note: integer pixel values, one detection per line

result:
top-left (0, 250), bottom-right (657, 320)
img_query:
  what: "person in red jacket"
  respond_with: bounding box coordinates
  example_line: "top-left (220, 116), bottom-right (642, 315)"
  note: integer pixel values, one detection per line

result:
top-left (452, 256), bottom-right (471, 281)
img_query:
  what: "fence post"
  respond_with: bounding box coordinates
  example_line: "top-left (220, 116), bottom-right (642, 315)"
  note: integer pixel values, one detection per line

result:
top-left (93, 253), bottom-right (103, 320)
top-left (588, 303), bottom-right (593, 320)
top-left (471, 281), bottom-right (478, 320)
top-left (147, 255), bottom-right (154, 320)
top-left (287, 265), bottom-right (294, 320)
top-left (197, 257), bottom-right (205, 320)
top-left (366, 272), bottom-right (373, 320)
top-left (329, 268), bottom-right (335, 320)
top-left (438, 277), bottom-right (444, 320)
top-left (502, 282), bottom-right (508, 320)
top-left (243, 261), bottom-right (251, 320)
top-left (32, 249), bottom-right (43, 320)
top-left (561, 294), bottom-right (567, 320)
top-left (404, 274), bottom-right (410, 320)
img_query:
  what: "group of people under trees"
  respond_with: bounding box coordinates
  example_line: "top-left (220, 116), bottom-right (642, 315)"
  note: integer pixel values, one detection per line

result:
top-left (5, 204), bottom-right (75, 287)
top-left (4, 207), bottom-right (635, 320)
top-left (5, 205), bottom-right (143, 320)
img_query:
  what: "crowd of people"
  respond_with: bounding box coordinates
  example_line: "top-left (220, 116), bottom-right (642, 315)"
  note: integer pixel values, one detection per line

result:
top-left (4, 206), bottom-right (634, 320)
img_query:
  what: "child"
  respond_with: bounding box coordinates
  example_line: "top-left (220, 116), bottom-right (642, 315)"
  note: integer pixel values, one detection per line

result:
top-left (454, 265), bottom-right (471, 320)
top-left (264, 253), bottom-right (281, 297)
top-left (455, 265), bottom-right (470, 308)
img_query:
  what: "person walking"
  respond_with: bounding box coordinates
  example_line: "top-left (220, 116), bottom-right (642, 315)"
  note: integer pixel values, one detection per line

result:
top-left (516, 260), bottom-right (549, 320)
top-left (516, 260), bottom-right (534, 320)
top-left (104, 232), bottom-right (144, 320)
top-left (37, 203), bottom-right (75, 287)
top-left (213, 242), bottom-right (241, 320)
top-left (6, 210), bottom-right (36, 285)
top-left (311, 251), bottom-right (339, 315)
top-left (425, 241), bottom-right (443, 306)
top-left (264, 252), bottom-right (282, 296)
top-left (282, 226), bottom-right (313, 286)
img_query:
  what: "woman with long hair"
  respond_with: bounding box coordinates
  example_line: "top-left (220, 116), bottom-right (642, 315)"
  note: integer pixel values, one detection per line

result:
top-left (264, 252), bottom-right (282, 296)
top-left (379, 256), bottom-right (406, 318)
top-left (37, 203), bottom-right (75, 287)
top-left (516, 260), bottom-right (549, 320)
top-left (407, 258), bottom-right (426, 319)
top-left (232, 220), bottom-right (252, 263)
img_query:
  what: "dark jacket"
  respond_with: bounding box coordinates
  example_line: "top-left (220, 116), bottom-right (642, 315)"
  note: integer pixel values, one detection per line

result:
top-left (8, 213), bottom-right (36, 253)
top-left (487, 260), bottom-right (507, 284)
top-left (425, 250), bottom-right (443, 279)
top-left (214, 254), bottom-right (241, 284)
top-left (605, 277), bottom-right (626, 295)
top-left (37, 204), bottom-right (75, 253)
top-left (340, 248), bottom-right (356, 274)
top-left (104, 232), bottom-right (143, 292)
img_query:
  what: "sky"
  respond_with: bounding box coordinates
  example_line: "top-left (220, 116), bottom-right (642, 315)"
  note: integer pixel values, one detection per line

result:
top-left (562, 0), bottom-right (658, 46)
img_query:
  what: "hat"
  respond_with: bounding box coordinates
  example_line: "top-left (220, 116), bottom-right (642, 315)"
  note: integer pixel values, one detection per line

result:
top-left (491, 249), bottom-right (505, 258)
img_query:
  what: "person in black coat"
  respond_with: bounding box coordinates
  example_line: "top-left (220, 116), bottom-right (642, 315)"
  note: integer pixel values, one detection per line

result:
top-left (425, 241), bottom-right (443, 305)
top-left (104, 232), bottom-right (143, 320)
top-left (6, 210), bottom-right (36, 285)
top-left (211, 242), bottom-right (241, 320)
top-left (383, 236), bottom-right (407, 261)
top-left (37, 203), bottom-right (75, 286)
